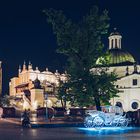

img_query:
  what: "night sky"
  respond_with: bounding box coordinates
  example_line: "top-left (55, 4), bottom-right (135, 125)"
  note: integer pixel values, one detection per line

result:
top-left (0, 0), bottom-right (140, 94)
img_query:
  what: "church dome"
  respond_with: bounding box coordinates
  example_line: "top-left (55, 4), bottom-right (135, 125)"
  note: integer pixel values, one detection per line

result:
top-left (96, 48), bottom-right (135, 66)
top-left (96, 29), bottom-right (136, 66)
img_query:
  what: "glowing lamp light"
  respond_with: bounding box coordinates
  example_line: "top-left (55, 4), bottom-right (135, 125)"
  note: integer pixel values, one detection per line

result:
top-left (47, 100), bottom-right (52, 106)
top-left (23, 102), bottom-right (30, 110)
top-left (33, 101), bottom-right (37, 110)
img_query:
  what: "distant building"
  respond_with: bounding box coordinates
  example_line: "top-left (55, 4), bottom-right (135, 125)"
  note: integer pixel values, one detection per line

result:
top-left (92, 29), bottom-right (140, 112)
top-left (9, 62), bottom-right (67, 110)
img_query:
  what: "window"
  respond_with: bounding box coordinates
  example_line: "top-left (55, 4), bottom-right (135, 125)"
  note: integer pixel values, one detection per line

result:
top-left (133, 79), bottom-right (137, 85)
top-left (131, 102), bottom-right (138, 109)
top-left (116, 102), bottom-right (122, 108)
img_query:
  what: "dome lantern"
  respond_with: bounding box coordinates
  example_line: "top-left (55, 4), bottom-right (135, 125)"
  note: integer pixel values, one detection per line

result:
top-left (108, 28), bottom-right (122, 50)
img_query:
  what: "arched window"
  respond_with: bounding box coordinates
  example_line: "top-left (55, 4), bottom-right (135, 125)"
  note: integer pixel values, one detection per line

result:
top-left (131, 102), bottom-right (138, 109)
top-left (116, 102), bottom-right (122, 108)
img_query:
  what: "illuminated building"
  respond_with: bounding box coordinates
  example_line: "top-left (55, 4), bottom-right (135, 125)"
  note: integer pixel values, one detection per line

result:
top-left (92, 29), bottom-right (140, 112)
top-left (9, 62), bottom-right (67, 110)
top-left (9, 29), bottom-right (140, 112)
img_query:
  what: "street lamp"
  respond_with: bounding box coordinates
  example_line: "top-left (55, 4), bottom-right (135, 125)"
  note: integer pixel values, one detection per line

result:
top-left (44, 93), bottom-right (48, 121)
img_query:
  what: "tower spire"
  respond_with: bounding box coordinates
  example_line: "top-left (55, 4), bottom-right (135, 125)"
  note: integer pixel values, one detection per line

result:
top-left (28, 61), bottom-right (32, 70)
top-left (23, 61), bottom-right (27, 71)
top-left (18, 65), bottom-right (21, 74)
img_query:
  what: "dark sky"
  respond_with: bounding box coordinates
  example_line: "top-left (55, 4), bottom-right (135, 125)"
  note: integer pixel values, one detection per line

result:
top-left (0, 0), bottom-right (140, 94)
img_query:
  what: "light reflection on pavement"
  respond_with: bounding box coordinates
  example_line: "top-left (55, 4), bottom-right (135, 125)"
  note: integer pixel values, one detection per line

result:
top-left (78, 126), bottom-right (139, 135)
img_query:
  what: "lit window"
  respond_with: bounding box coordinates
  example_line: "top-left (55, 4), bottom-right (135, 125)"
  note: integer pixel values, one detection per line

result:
top-left (133, 79), bottom-right (137, 85)
top-left (131, 102), bottom-right (138, 109)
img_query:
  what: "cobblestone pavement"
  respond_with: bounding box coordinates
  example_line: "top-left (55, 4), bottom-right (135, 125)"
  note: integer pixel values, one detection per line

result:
top-left (1, 118), bottom-right (140, 140)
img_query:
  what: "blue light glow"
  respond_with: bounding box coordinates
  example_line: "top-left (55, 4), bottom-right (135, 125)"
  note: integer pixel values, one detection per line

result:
top-left (78, 127), bottom-right (139, 135)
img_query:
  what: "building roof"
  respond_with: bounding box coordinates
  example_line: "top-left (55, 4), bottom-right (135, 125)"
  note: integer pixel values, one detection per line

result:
top-left (109, 28), bottom-right (121, 36)
top-left (110, 31), bottom-right (120, 36)
top-left (15, 83), bottom-right (28, 88)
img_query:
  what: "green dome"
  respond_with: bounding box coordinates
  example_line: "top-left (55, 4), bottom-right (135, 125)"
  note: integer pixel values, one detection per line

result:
top-left (96, 49), bottom-right (135, 66)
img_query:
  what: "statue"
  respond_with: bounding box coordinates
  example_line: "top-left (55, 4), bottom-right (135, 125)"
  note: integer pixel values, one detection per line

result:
top-left (133, 63), bottom-right (138, 74)
top-left (33, 78), bottom-right (42, 89)
top-left (126, 66), bottom-right (129, 76)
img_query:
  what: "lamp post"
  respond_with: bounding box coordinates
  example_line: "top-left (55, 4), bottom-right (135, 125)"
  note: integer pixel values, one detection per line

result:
top-left (45, 93), bottom-right (48, 121)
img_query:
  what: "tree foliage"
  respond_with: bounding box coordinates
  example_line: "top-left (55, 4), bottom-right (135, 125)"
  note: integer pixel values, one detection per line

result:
top-left (43, 6), bottom-right (118, 110)
top-left (0, 95), bottom-right (10, 107)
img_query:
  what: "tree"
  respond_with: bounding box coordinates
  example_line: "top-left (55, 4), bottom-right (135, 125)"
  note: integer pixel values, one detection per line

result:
top-left (56, 81), bottom-right (68, 108)
top-left (43, 6), bottom-right (118, 110)
top-left (0, 95), bottom-right (10, 107)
